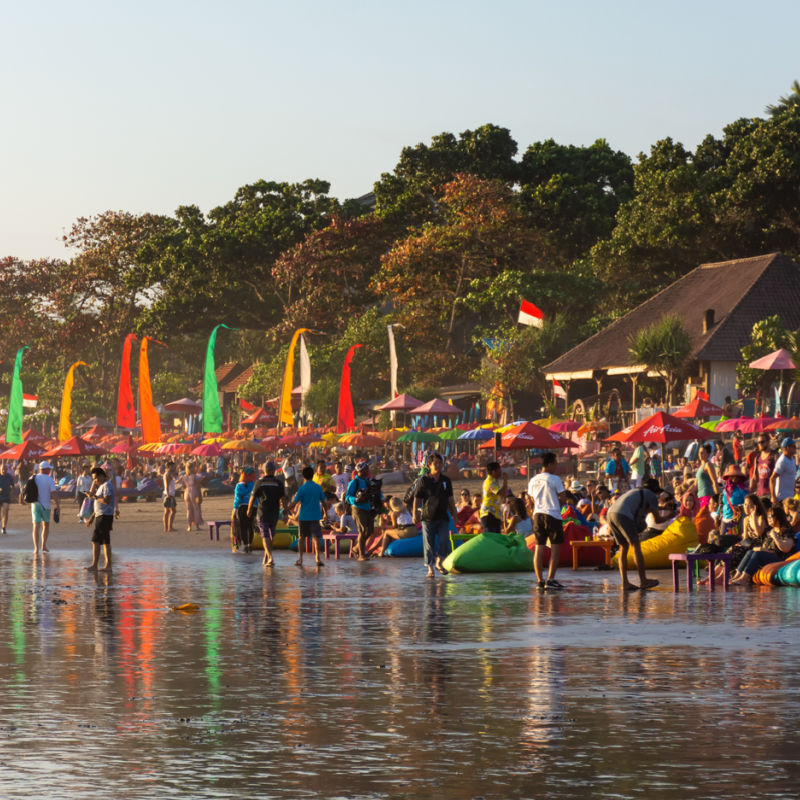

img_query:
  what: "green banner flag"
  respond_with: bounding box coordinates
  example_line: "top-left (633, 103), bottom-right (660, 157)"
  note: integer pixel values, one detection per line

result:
top-left (203, 324), bottom-right (237, 433)
top-left (6, 346), bottom-right (29, 445)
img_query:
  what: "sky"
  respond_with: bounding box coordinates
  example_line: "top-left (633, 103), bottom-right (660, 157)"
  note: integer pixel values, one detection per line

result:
top-left (2, 0), bottom-right (799, 260)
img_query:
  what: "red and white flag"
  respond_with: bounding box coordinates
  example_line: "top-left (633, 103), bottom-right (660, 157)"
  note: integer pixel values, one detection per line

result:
top-left (518, 299), bottom-right (544, 328)
top-left (22, 393), bottom-right (38, 408)
top-left (553, 380), bottom-right (567, 400)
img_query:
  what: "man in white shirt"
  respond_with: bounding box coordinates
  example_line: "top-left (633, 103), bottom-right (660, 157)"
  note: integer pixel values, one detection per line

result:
top-left (32, 460), bottom-right (60, 554)
top-left (771, 437), bottom-right (797, 504)
top-left (528, 452), bottom-right (567, 590)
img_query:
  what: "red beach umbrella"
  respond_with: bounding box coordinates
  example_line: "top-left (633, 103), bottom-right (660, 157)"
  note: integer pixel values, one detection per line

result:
top-left (606, 412), bottom-right (714, 443)
top-left (377, 393), bottom-right (423, 412)
top-left (0, 440), bottom-right (46, 460)
top-left (41, 435), bottom-right (105, 458)
top-left (412, 398), bottom-right (461, 416)
top-left (480, 422), bottom-right (579, 450)
top-left (549, 420), bottom-right (581, 433)
top-left (672, 397), bottom-right (724, 419)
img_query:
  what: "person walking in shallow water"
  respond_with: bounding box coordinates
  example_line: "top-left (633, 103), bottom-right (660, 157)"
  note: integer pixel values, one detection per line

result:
top-left (85, 466), bottom-right (115, 572)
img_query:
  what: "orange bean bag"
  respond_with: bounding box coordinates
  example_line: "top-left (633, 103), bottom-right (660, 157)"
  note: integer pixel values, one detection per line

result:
top-left (753, 550), bottom-right (800, 585)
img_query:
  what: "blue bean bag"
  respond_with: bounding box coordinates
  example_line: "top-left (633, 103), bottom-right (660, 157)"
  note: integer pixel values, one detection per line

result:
top-left (385, 534), bottom-right (424, 557)
top-left (776, 555), bottom-right (800, 586)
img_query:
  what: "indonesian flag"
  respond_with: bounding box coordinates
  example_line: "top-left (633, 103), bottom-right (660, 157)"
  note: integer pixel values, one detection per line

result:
top-left (22, 393), bottom-right (38, 408)
top-left (518, 299), bottom-right (544, 328)
top-left (239, 398), bottom-right (257, 412)
top-left (553, 380), bottom-right (567, 400)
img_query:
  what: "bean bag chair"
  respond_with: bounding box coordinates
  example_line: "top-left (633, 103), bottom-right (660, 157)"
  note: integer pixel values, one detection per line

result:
top-left (693, 507), bottom-right (717, 546)
top-left (443, 532), bottom-right (533, 573)
top-left (385, 534), bottom-right (424, 557)
top-left (251, 530), bottom-right (294, 550)
top-left (753, 560), bottom-right (786, 586)
top-left (611, 516), bottom-right (698, 570)
top-left (773, 552), bottom-right (800, 585)
top-left (525, 521), bottom-right (603, 567)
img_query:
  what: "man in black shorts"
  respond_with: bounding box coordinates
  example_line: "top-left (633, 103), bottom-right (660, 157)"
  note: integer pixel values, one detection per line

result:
top-left (248, 461), bottom-right (287, 567)
top-left (528, 452), bottom-right (568, 590)
top-left (607, 478), bottom-right (673, 591)
top-left (86, 466), bottom-right (115, 572)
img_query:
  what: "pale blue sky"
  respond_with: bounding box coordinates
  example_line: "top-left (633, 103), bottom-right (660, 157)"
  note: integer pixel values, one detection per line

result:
top-left (2, 0), bottom-right (798, 259)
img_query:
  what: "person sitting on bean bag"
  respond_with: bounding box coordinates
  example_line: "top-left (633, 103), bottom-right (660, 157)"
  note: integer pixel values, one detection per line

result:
top-left (730, 503), bottom-right (796, 584)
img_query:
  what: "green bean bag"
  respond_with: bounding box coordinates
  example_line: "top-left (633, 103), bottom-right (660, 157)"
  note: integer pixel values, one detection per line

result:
top-left (611, 516), bottom-right (699, 570)
top-left (442, 532), bottom-right (533, 573)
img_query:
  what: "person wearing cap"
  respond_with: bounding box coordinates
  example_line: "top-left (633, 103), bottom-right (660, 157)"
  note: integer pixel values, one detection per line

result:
top-left (248, 461), bottom-right (287, 566)
top-left (771, 437), bottom-right (797, 505)
top-left (31, 461), bottom-right (60, 554)
top-left (346, 461), bottom-right (379, 560)
top-left (719, 464), bottom-right (748, 535)
top-left (85, 466), bottom-right (115, 571)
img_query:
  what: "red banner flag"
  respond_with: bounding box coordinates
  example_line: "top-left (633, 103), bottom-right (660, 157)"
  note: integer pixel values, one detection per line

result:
top-left (336, 344), bottom-right (363, 433)
top-left (117, 333), bottom-right (138, 428)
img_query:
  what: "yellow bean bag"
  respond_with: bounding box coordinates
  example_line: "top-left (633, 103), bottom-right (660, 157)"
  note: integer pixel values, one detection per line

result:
top-left (251, 530), bottom-right (294, 550)
top-left (611, 516), bottom-right (699, 570)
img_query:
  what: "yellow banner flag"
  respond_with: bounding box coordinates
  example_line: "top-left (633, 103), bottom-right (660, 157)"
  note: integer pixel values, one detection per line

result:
top-left (279, 329), bottom-right (310, 426)
top-left (59, 361), bottom-right (88, 442)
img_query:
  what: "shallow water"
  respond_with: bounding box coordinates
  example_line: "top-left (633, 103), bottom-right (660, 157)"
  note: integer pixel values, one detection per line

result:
top-left (1, 550), bottom-right (800, 799)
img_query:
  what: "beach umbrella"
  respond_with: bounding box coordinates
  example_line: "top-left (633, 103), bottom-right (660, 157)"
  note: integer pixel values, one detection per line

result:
top-left (577, 420), bottom-right (610, 436)
top-left (221, 439), bottom-right (267, 453)
top-left (76, 416), bottom-right (114, 430)
top-left (549, 420), bottom-right (580, 433)
top-left (605, 412), bottom-right (714, 443)
top-left (397, 430), bottom-right (441, 443)
top-left (700, 418), bottom-right (728, 431)
top-left (715, 417), bottom-right (750, 432)
top-left (41, 435), bottom-right (105, 458)
top-left (377, 393), bottom-right (423, 411)
top-left (163, 397), bottom-right (202, 413)
top-left (201, 436), bottom-right (228, 444)
top-left (241, 407), bottom-right (275, 425)
top-left (480, 422), bottom-right (579, 450)
top-left (0, 440), bottom-right (45, 460)
top-left (191, 442), bottom-right (222, 457)
top-left (338, 432), bottom-right (385, 447)
top-left (138, 442), bottom-right (162, 452)
top-left (155, 442), bottom-right (193, 455)
top-left (765, 416), bottom-right (800, 432)
top-left (749, 348), bottom-right (797, 371)
top-left (375, 428), bottom-right (408, 442)
top-left (672, 396), bottom-right (724, 419)
top-left (436, 429), bottom-right (463, 441)
top-left (22, 428), bottom-right (47, 442)
top-left (110, 437), bottom-right (142, 455)
top-left (412, 398), bottom-right (461, 416)
top-left (458, 427), bottom-right (494, 441)
top-left (738, 417), bottom-right (781, 434)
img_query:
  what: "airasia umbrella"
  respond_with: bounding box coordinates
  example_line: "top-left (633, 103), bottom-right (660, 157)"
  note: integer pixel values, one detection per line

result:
top-left (606, 412), bottom-right (714, 443)
top-left (0, 440), bottom-right (45, 460)
top-left (672, 396), bottom-right (724, 419)
top-left (41, 435), bottom-right (105, 458)
top-left (480, 422), bottom-right (579, 450)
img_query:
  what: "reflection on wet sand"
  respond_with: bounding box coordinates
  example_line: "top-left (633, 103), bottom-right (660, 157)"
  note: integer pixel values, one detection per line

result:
top-left (1, 552), bottom-right (800, 799)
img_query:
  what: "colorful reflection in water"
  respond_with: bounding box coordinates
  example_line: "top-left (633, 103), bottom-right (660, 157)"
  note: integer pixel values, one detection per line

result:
top-left (0, 550), bottom-right (799, 799)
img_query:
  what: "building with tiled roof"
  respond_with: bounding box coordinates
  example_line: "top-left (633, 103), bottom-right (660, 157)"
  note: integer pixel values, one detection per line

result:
top-left (544, 253), bottom-right (800, 406)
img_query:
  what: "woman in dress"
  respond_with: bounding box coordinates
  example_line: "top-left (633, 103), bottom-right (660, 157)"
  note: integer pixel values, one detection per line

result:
top-left (695, 444), bottom-right (719, 509)
top-left (182, 463), bottom-right (204, 532)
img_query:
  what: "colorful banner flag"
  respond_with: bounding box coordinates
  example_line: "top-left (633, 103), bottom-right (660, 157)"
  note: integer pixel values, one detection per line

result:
top-left (279, 328), bottom-right (310, 427)
top-left (117, 333), bottom-right (138, 428)
top-left (203, 323), bottom-right (237, 433)
top-left (337, 344), bottom-right (363, 433)
top-left (59, 361), bottom-right (88, 442)
top-left (22, 394), bottom-right (38, 408)
top-left (299, 334), bottom-right (311, 418)
top-left (518, 299), bottom-right (544, 328)
top-left (139, 337), bottom-right (165, 443)
top-left (5, 346), bottom-right (28, 445)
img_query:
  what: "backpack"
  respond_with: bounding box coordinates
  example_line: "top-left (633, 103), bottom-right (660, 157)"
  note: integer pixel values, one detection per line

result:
top-left (403, 475), bottom-right (423, 507)
top-left (23, 475), bottom-right (38, 504)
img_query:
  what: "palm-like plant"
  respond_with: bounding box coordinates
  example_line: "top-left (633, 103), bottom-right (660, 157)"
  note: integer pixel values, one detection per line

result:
top-left (628, 315), bottom-right (691, 407)
top-left (766, 80), bottom-right (800, 116)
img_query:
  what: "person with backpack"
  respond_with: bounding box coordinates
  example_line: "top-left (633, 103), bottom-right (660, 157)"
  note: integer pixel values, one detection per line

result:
top-left (412, 453), bottom-right (457, 577)
top-left (29, 460), bottom-right (60, 555)
top-left (346, 461), bottom-right (383, 560)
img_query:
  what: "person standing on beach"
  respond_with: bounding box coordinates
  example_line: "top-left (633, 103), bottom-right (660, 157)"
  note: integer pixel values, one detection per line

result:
top-left (248, 460), bottom-right (286, 567)
top-left (31, 461), bottom-right (60, 554)
top-left (413, 452), bottom-right (457, 577)
top-left (346, 461), bottom-right (379, 560)
top-left (528, 452), bottom-right (567, 590)
top-left (0, 465), bottom-right (14, 534)
top-left (480, 461), bottom-right (507, 533)
top-left (162, 461), bottom-right (177, 532)
top-left (85, 466), bottom-right (115, 572)
top-left (332, 460), bottom-right (349, 501)
top-left (75, 463), bottom-right (92, 513)
top-left (606, 479), bottom-right (671, 591)
top-left (292, 465), bottom-right (326, 567)
top-left (771, 437), bottom-right (797, 506)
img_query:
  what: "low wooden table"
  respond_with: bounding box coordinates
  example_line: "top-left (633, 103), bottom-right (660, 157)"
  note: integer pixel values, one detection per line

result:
top-left (208, 520), bottom-right (231, 541)
top-left (569, 539), bottom-right (614, 569)
top-left (322, 531), bottom-right (357, 559)
top-left (669, 552), bottom-right (733, 592)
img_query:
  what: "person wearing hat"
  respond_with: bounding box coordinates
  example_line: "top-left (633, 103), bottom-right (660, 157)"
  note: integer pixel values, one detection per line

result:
top-left (31, 461), bottom-right (60, 554)
top-left (771, 437), bottom-right (797, 505)
top-left (375, 496), bottom-right (417, 556)
top-left (85, 466), bottom-right (115, 571)
top-left (719, 464), bottom-right (748, 535)
top-left (346, 461), bottom-right (381, 560)
top-left (247, 461), bottom-right (287, 567)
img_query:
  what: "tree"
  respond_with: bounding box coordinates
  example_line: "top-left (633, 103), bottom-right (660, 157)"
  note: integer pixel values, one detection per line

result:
top-left (767, 80), bottom-right (800, 116)
top-left (628, 315), bottom-right (691, 406)
top-left (374, 174), bottom-right (533, 380)
top-left (736, 315), bottom-right (797, 400)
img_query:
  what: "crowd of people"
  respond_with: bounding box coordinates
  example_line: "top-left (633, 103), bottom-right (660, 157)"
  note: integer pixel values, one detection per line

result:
top-left (1, 427), bottom-right (799, 588)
